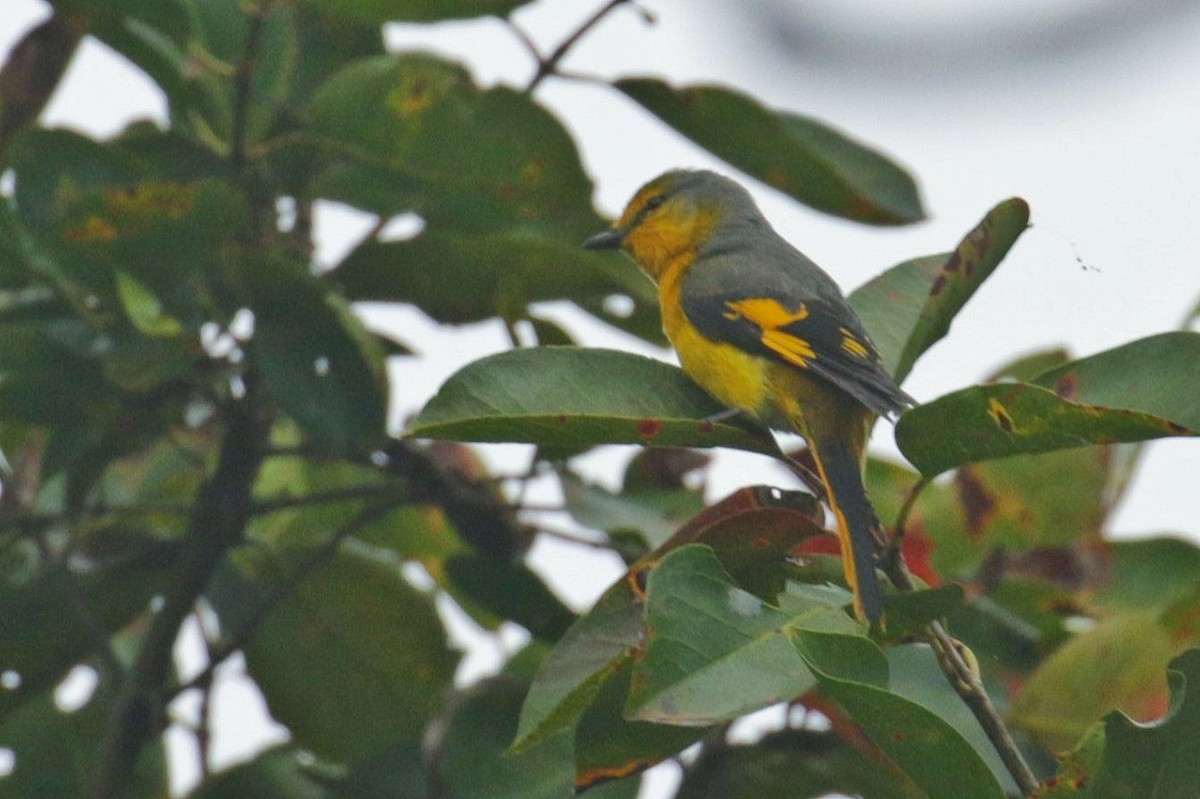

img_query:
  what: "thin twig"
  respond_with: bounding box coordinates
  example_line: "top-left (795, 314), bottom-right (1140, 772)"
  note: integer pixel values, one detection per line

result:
top-left (228, 2), bottom-right (268, 174)
top-left (532, 523), bottom-right (614, 550)
top-left (927, 620), bottom-right (1039, 796)
top-left (878, 550), bottom-right (1039, 796)
top-left (524, 0), bottom-right (631, 93)
top-left (892, 476), bottom-right (930, 546)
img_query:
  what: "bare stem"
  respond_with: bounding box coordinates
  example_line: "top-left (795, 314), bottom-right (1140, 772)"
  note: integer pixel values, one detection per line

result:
top-left (878, 548), bottom-right (1039, 796)
top-left (927, 620), bottom-right (1040, 796)
top-left (524, 0), bottom-right (632, 93)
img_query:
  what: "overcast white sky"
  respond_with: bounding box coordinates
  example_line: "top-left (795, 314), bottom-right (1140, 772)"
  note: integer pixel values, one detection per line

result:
top-left (3, 1), bottom-right (1199, 795)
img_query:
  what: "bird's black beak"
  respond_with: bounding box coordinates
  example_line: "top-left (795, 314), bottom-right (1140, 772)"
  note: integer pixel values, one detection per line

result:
top-left (582, 228), bottom-right (623, 250)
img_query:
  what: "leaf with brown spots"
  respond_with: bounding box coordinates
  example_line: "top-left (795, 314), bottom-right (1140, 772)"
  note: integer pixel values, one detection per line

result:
top-left (849, 198), bottom-right (1029, 383)
top-left (411, 347), bottom-right (780, 455)
top-left (897, 332), bottom-right (1200, 475)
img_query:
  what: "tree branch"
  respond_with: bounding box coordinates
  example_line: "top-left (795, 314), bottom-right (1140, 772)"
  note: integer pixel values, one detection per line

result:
top-left (167, 501), bottom-right (398, 701)
top-left (91, 378), bottom-right (271, 799)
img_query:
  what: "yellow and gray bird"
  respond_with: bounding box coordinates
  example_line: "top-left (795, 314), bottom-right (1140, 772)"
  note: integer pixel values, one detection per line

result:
top-left (584, 169), bottom-right (914, 624)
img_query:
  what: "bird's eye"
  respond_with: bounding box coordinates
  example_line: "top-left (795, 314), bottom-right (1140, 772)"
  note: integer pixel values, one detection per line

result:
top-left (644, 195), bottom-right (665, 212)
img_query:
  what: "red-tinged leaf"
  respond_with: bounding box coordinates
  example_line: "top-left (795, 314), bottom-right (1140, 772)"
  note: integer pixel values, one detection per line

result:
top-left (1010, 611), bottom-right (1173, 751)
top-left (1048, 650), bottom-right (1200, 798)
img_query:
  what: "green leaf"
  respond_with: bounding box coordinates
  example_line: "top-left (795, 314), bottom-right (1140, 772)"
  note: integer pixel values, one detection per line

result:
top-left (243, 255), bottom-right (388, 457)
top-left (211, 543), bottom-right (458, 764)
top-left (299, 0), bottom-right (533, 23)
top-left (514, 486), bottom-right (829, 752)
top-left (410, 347), bottom-right (780, 455)
top-left (614, 78), bottom-right (924, 225)
top-left (848, 198), bottom-right (1029, 381)
top-left (435, 677), bottom-right (574, 799)
top-left (629, 545), bottom-right (860, 725)
top-left (330, 229), bottom-right (662, 342)
top-left (953, 445), bottom-right (1115, 552)
top-left (1074, 649), bottom-right (1200, 799)
top-left (513, 576), bottom-right (644, 753)
top-left (573, 659), bottom-right (705, 792)
top-left (114, 271), bottom-right (183, 337)
top-left (896, 332), bottom-right (1200, 475)
top-left (444, 554), bottom-right (576, 642)
top-left (1098, 537), bottom-right (1200, 612)
top-left (309, 54), bottom-right (598, 237)
top-left (1032, 331), bottom-right (1200, 430)
top-left (884, 644), bottom-right (1020, 794)
top-left (877, 584), bottom-right (966, 641)
top-left (1010, 611), bottom-right (1172, 751)
top-left (560, 471), bottom-right (703, 551)
top-left (796, 638), bottom-right (1007, 799)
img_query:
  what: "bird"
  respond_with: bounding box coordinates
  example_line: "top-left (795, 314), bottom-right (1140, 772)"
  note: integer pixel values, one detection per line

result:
top-left (583, 169), bottom-right (914, 625)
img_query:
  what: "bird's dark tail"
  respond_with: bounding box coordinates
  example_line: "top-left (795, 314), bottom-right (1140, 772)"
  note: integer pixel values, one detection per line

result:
top-left (808, 435), bottom-right (885, 625)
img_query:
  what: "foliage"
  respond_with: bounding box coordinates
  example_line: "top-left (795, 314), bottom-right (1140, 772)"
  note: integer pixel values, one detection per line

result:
top-left (0, 2), bottom-right (1197, 798)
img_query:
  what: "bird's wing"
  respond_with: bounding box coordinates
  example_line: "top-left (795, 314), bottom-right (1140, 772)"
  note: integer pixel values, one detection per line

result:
top-left (680, 255), bottom-right (913, 418)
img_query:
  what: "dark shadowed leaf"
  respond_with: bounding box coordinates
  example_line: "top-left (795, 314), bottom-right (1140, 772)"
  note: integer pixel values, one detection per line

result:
top-left (330, 229), bottom-right (662, 342)
top-left (435, 677), bottom-right (574, 799)
top-left (299, 0), bottom-right (533, 23)
top-left (573, 659), bottom-right (706, 792)
top-left (0, 536), bottom-right (170, 719)
top-left (445, 554), bottom-right (576, 642)
top-left (848, 198), bottom-right (1029, 382)
top-left (0, 677), bottom-right (166, 798)
top-left (674, 727), bottom-right (914, 799)
top-left (615, 78), bottom-right (924, 225)
top-left (410, 347), bottom-right (779, 455)
top-left (186, 745), bottom-right (334, 799)
top-left (243, 255), bottom-right (388, 457)
top-left (210, 544), bottom-right (458, 764)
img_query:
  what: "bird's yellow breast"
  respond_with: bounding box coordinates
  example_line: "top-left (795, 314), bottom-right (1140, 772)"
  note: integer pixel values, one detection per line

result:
top-left (658, 257), bottom-right (773, 418)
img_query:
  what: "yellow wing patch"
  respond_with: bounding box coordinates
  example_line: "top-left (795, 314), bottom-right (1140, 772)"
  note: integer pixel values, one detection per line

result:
top-left (723, 297), bottom-right (816, 367)
top-left (723, 297), bottom-right (809, 327)
top-left (760, 329), bottom-right (816, 366)
top-left (838, 327), bottom-right (872, 359)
